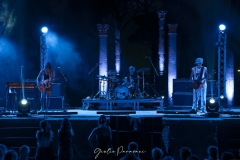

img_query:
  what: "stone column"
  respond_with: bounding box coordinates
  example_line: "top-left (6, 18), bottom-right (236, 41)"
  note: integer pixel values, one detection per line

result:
top-left (157, 10), bottom-right (167, 75)
top-left (226, 49), bottom-right (234, 106)
top-left (97, 24), bottom-right (109, 96)
top-left (167, 24), bottom-right (178, 104)
top-left (115, 29), bottom-right (121, 75)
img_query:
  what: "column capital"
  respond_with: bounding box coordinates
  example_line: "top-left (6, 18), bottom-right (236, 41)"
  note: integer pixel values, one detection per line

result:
top-left (168, 24), bottom-right (178, 33)
top-left (97, 24), bottom-right (109, 35)
top-left (157, 10), bottom-right (167, 20)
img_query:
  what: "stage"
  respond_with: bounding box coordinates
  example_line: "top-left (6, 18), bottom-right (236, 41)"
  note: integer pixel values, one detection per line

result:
top-left (1, 108), bottom-right (240, 160)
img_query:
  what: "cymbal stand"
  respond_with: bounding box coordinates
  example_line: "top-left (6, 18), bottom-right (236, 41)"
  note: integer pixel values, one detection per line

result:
top-left (134, 76), bottom-right (141, 99)
top-left (140, 71), bottom-right (150, 98)
top-left (108, 78), bottom-right (115, 99)
top-left (88, 63), bottom-right (99, 98)
top-left (146, 56), bottom-right (160, 97)
top-left (93, 78), bottom-right (107, 99)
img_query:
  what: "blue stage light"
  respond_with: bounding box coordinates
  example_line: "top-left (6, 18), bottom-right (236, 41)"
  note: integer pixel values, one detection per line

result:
top-left (219, 24), bottom-right (226, 31)
top-left (41, 27), bottom-right (48, 33)
top-left (21, 99), bottom-right (27, 105)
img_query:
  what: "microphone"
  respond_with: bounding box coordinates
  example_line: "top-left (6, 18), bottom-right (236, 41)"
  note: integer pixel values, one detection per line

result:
top-left (145, 56), bottom-right (150, 58)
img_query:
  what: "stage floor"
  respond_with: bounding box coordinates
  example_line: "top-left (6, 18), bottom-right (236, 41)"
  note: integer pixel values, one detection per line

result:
top-left (1, 107), bottom-right (240, 119)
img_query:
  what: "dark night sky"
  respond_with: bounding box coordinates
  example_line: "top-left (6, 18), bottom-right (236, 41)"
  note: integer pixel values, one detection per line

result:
top-left (0, 0), bottom-right (240, 106)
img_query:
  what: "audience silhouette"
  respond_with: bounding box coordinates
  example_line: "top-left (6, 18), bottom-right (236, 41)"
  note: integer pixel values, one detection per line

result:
top-left (162, 156), bottom-right (174, 160)
top-left (88, 115), bottom-right (113, 160)
top-left (0, 144), bottom-right (7, 160)
top-left (58, 118), bottom-right (75, 160)
top-left (151, 147), bottom-right (163, 160)
top-left (19, 145), bottom-right (30, 160)
top-left (179, 147), bottom-right (192, 160)
top-left (221, 151), bottom-right (235, 160)
top-left (120, 142), bottom-right (141, 160)
top-left (2, 149), bottom-right (18, 160)
top-left (187, 155), bottom-right (199, 160)
top-left (204, 145), bottom-right (218, 160)
top-left (35, 120), bottom-right (56, 160)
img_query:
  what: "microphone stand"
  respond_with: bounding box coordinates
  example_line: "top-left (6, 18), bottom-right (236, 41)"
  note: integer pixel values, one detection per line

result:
top-left (58, 68), bottom-right (67, 81)
top-left (88, 63), bottom-right (99, 98)
top-left (147, 57), bottom-right (160, 97)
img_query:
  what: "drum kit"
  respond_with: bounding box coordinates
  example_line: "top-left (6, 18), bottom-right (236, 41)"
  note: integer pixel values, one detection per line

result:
top-left (93, 68), bottom-right (151, 100)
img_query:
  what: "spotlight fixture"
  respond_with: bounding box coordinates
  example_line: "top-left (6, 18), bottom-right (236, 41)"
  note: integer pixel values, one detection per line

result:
top-left (18, 100), bottom-right (30, 114)
top-left (219, 24), bottom-right (226, 31)
top-left (161, 96), bottom-right (164, 99)
top-left (41, 27), bottom-right (48, 33)
top-left (209, 98), bottom-right (215, 104)
top-left (21, 99), bottom-right (27, 105)
top-left (220, 95), bottom-right (224, 99)
top-left (206, 98), bottom-right (219, 117)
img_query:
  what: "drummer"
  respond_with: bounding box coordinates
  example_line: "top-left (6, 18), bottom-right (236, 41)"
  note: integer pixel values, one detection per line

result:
top-left (122, 66), bottom-right (141, 97)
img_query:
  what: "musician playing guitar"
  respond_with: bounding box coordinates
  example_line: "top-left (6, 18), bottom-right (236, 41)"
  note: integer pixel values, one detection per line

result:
top-left (37, 62), bottom-right (55, 112)
top-left (190, 58), bottom-right (208, 113)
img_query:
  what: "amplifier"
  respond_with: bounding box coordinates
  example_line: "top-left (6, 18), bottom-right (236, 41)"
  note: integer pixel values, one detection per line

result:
top-left (172, 92), bottom-right (193, 106)
top-left (51, 83), bottom-right (62, 97)
top-left (45, 96), bottom-right (64, 110)
top-left (173, 79), bottom-right (192, 93)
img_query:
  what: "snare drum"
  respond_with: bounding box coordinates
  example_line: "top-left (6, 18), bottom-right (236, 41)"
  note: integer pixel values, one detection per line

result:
top-left (115, 85), bottom-right (129, 99)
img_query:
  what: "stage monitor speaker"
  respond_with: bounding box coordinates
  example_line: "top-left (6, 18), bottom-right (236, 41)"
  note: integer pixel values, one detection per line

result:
top-left (173, 79), bottom-right (192, 93)
top-left (44, 96), bottom-right (64, 110)
top-left (51, 83), bottom-right (62, 97)
top-left (172, 92), bottom-right (193, 106)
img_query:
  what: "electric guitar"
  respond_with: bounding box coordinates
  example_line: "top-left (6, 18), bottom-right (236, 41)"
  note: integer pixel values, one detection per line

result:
top-left (191, 70), bottom-right (216, 90)
top-left (38, 75), bottom-right (65, 92)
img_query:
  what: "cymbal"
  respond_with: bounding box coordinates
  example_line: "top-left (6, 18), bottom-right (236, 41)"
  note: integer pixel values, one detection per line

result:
top-left (95, 78), bottom-right (108, 81)
top-left (97, 75), bottom-right (108, 79)
top-left (134, 77), bottom-right (142, 80)
top-left (136, 68), bottom-right (150, 73)
top-left (109, 77), bottom-right (119, 82)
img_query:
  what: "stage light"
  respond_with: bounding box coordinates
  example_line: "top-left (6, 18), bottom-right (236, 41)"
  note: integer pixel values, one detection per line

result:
top-left (209, 98), bottom-right (215, 104)
top-left (41, 27), bottom-right (48, 33)
top-left (161, 96), bottom-right (164, 99)
top-left (220, 95), bottom-right (224, 99)
top-left (21, 99), bottom-right (27, 105)
top-left (219, 24), bottom-right (226, 31)
top-left (18, 102), bottom-right (30, 114)
top-left (206, 98), bottom-right (219, 117)
top-left (238, 69), bottom-right (240, 72)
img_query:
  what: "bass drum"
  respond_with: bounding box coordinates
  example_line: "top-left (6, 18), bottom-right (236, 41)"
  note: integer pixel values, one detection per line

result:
top-left (115, 85), bottom-right (129, 99)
